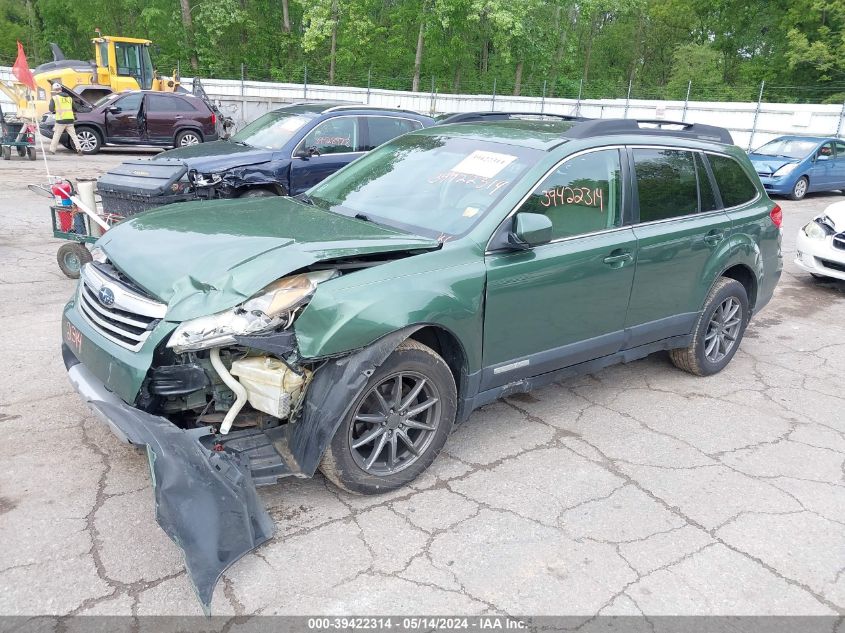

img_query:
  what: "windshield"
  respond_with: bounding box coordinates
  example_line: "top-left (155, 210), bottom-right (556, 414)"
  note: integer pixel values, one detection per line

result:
top-left (754, 139), bottom-right (818, 159)
top-left (307, 134), bottom-right (542, 237)
top-left (231, 110), bottom-right (318, 150)
top-left (93, 93), bottom-right (120, 108)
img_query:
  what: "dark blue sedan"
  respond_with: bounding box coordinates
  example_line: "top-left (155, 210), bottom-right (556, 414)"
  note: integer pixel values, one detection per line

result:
top-left (749, 135), bottom-right (845, 200)
top-left (96, 102), bottom-right (434, 213)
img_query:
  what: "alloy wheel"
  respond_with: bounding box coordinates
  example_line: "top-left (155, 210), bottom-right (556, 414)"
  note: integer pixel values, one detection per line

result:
top-left (180, 133), bottom-right (201, 146)
top-left (77, 130), bottom-right (98, 152)
top-left (794, 178), bottom-right (807, 199)
top-left (348, 371), bottom-right (441, 476)
top-left (704, 297), bottom-right (742, 363)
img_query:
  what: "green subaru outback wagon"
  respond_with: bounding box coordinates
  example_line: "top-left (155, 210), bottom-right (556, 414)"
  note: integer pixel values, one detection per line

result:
top-left (62, 118), bottom-right (782, 607)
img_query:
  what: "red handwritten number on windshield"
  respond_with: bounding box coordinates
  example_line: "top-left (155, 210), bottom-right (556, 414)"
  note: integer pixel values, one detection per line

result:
top-left (540, 186), bottom-right (604, 212)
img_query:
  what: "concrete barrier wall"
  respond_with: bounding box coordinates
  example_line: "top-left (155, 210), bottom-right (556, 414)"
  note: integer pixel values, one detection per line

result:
top-left (4, 66), bottom-right (845, 150)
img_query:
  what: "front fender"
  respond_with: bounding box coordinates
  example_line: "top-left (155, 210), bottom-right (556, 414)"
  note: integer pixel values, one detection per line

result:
top-left (222, 160), bottom-right (291, 193)
top-left (294, 250), bottom-right (486, 369)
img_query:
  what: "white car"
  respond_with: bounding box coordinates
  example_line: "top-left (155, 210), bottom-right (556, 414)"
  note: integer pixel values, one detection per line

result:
top-left (795, 200), bottom-right (845, 281)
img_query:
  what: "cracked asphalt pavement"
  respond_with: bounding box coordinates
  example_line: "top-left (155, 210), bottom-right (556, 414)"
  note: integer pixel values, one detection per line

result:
top-left (1, 150), bottom-right (844, 622)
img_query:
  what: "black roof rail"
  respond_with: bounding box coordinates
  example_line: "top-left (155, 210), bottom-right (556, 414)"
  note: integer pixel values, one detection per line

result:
top-left (436, 111), bottom-right (587, 125)
top-left (564, 118), bottom-right (733, 145)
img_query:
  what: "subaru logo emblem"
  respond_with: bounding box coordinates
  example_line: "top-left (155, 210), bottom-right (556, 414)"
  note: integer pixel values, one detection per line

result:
top-left (98, 286), bottom-right (115, 307)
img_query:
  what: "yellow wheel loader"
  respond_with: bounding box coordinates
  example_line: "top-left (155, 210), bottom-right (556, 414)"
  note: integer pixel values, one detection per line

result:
top-left (2, 34), bottom-right (181, 121)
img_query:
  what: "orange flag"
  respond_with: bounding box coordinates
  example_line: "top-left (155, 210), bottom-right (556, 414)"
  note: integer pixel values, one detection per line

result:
top-left (12, 41), bottom-right (37, 91)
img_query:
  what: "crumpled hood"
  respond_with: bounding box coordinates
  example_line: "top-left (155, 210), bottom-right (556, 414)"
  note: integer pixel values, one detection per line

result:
top-left (97, 197), bottom-right (440, 321)
top-left (820, 201), bottom-right (845, 231)
top-left (748, 154), bottom-right (799, 174)
top-left (155, 141), bottom-right (275, 173)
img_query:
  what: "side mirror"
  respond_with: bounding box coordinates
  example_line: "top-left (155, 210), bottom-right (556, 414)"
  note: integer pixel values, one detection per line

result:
top-left (509, 213), bottom-right (553, 249)
top-left (106, 106), bottom-right (121, 114)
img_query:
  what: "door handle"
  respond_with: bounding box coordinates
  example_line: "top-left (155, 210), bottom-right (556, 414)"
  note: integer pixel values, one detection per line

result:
top-left (703, 230), bottom-right (725, 246)
top-left (603, 251), bottom-right (633, 266)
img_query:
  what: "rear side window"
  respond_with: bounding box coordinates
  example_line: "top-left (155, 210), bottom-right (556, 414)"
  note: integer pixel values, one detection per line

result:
top-left (146, 95), bottom-right (197, 112)
top-left (633, 149), bottom-right (698, 222)
top-left (520, 149), bottom-right (622, 240)
top-left (708, 154), bottom-right (758, 208)
top-left (363, 117), bottom-right (422, 151)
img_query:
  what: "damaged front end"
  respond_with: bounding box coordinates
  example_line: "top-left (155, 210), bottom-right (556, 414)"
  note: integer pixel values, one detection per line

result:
top-left (64, 319), bottom-right (416, 612)
top-left (63, 246), bottom-right (436, 612)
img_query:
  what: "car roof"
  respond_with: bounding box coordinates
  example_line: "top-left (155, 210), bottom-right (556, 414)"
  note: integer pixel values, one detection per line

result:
top-left (418, 118), bottom-right (734, 151)
top-left (272, 102), bottom-right (428, 117)
top-left (415, 120), bottom-right (579, 150)
top-left (767, 135), bottom-right (836, 143)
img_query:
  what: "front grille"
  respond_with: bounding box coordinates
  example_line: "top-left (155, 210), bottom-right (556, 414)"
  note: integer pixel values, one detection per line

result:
top-left (78, 264), bottom-right (167, 351)
top-left (819, 258), bottom-right (845, 274)
top-left (834, 232), bottom-right (845, 252)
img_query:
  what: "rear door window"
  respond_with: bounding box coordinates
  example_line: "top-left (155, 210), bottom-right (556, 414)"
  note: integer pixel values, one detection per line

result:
top-left (633, 148), bottom-right (698, 222)
top-left (520, 149), bottom-right (623, 240)
top-left (707, 154), bottom-right (758, 208)
top-left (363, 117), bottom-right (423, 151)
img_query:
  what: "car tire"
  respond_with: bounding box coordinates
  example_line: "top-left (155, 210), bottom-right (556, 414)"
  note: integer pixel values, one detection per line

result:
top-left (57, 243), bottom-right (92, 279)
top-left (789, 176), bottom-right (808, 201)
top-left (27, 146), bottom-right (36, 161)
top-left (75, 127), bottom-right (101, 155)
top-left (175, 130), bottom-right (203, 148)
top-left (2, 146), bottom-right (10, 160)
top-left (319, 339), bottom-right (457, 495)
top-left (670, 277), bottom-right (749, 377)
top-left (239, 188), bottom-right (279, 198)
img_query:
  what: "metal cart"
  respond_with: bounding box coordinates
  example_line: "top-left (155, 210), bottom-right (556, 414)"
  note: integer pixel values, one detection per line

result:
top-left (1, 103), bottom-right (36, 161)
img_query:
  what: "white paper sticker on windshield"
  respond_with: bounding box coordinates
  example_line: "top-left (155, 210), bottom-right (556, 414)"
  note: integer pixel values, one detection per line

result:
top-left (452, 151), bottom-right (517, 178)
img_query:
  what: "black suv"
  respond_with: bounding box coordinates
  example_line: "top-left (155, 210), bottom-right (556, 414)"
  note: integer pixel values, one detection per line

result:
top-left (96, 102), bottom-right (434, 213)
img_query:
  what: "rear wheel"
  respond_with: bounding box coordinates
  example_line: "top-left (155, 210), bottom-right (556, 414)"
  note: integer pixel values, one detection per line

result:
top-left (16, 146), bottom-right (25, 157)
top-left (175, 130), bottom-right (202, 147)
top-left (75, 128), bottom-right (101, 155)
top-left (57, 243), bottom-right (92, 279)
top-left (319, 339), bottom-right (457, 494)
top-left (789, 176), bottom-right (808, 201)
top-left (2, 146), bottom-right (10, 160)
top-left (26, 146), bottom-right (36, 161)
top-left (670, 277), bottom-right (749, 376)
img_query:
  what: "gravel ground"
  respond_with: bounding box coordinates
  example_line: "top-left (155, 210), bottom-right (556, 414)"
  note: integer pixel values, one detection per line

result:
top-left (1, 147), bottom-right (844, 625)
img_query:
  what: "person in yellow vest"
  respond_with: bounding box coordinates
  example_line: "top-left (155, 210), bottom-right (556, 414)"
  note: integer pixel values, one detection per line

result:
top-left (48, 83), bottom-right (83, 155)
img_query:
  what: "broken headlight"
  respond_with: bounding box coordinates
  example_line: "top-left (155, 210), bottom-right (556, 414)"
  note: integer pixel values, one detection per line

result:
top-left (90, 246), bottom-right (108, 263)
top-left (166, 270), bottom-right (336, 353)
top-left (802, 220), bottom-right (827, 240)
top-left (190, 172), bottom-right (223, 188)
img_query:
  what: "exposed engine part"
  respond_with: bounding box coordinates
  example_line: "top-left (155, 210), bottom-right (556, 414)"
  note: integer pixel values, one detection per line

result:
top-left (210, 347), bottom-right (247, 434)
top-left (230, 356), bottom-right (310, 420)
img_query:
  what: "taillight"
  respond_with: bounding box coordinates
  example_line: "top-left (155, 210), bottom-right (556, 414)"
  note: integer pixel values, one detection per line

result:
top-left (211, 112), bottom-right (217, 126)
top-left (770, 204), bottom-right (782, 228)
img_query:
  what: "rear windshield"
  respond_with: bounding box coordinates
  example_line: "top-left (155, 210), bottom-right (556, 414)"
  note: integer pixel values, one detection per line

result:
top-left (753, 139), bottom-right (818, 159)
top-left (232, 110), bottom-right (319, 150)
top-left (307, 133), bottom-right (542, 237)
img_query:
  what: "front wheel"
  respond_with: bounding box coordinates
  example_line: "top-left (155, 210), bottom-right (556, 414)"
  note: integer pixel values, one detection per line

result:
top-left (319, 339), bottom-right (457, 495)
top-left (789, 176), bottom-right (808, 201)
top-left (175, 130), bottom-right (202, 148)
top-left (670, 277), bottom-right (749, 376)
top-left (75, 128), bottom-right (101, 154)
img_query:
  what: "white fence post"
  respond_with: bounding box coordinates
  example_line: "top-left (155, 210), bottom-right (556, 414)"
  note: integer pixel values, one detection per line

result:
top-left (681, 80), bottom-right (691, 122)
